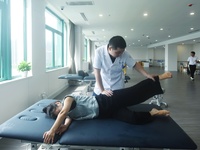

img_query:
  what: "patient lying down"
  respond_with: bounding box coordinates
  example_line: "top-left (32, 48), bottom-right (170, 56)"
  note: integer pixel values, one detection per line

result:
top-left (43, 72), bottom-right (172, 144)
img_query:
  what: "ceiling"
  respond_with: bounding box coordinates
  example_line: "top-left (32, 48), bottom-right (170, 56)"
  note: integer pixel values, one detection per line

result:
top-left (47, 0), bottom-right (200, 47)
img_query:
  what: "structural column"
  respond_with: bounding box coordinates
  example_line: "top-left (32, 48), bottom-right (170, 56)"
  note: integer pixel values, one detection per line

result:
top-left (165, 44), bottom-right (177, 71)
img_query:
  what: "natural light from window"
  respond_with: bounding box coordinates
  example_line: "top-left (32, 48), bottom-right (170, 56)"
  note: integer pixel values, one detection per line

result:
top-left (10, 0), bottom-right (25, 77)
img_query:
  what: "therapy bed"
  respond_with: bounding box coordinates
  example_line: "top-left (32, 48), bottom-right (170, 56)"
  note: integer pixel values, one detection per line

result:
top-left (58, 72), bottom-right (96, 92)
top-left (0, 99), bottom-right (197, 150)
top-left (58, 70), bottom-right (96, 82)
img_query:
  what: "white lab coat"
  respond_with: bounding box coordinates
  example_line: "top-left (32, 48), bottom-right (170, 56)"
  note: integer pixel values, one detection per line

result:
top-left (93, 45), bottom-right (136, 95)
top-left (187, 56), bottom-right (198, 65)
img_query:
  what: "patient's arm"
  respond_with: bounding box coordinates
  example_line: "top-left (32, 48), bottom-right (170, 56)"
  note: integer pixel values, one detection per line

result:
top-left (43, 97), bottom-right (73, 144)
top-left (56, 116), bottom-right (72, 135)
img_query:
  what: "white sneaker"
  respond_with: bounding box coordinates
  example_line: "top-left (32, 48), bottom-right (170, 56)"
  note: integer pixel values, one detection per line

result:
top-left (190, 77), bottom-right (194, 81)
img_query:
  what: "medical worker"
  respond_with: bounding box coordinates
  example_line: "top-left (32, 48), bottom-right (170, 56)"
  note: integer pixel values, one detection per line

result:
top-left (93, 35), bottom-right (155, 96)
top-left (187, 51), bottom-right (199, 81)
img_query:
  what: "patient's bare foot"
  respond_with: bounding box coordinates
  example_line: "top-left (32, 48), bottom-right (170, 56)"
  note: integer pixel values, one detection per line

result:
top-left (159, 72), bottom-right (172, 80)
top-left (150, 108), bottom-right (170, 116)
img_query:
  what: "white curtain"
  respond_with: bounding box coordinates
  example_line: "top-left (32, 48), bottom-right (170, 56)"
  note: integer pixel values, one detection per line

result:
top-left (68, 20), bottom-right (76, 73)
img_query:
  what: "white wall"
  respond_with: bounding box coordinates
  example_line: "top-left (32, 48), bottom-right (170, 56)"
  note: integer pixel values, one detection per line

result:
top-left (127, 44), bottom-right (200, 63)
top-left (126, 46), bottom-right (149, 61)
top-left (193, 43), bottom-right (200, 58)
top-left (126, 46), bottom-right (165, 62)
top-left (0, 0), bottom-right (69, 124)
top-left (177, 44), bottom-right (193, 61)
top-left (154, 48), bottom-right (165, 60)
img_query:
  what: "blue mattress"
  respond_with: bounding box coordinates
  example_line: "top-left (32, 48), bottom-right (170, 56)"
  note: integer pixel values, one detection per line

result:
top-left (60, 104), bottom-right (197, 149)
top-left (58, 74), bottom-right (95, 81)
top-left (83, 74), bottom-right (95, 81)
top-left (58, 74), bottom-right (83, 80)
top-left (0, 99), bottom-right (197, 149)
top-left (0, 99), bottom-right (61, 143)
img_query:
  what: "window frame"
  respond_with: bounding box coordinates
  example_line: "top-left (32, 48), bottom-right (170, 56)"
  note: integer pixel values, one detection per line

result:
top-left (0, 0), bottom-right (11, 81)
top-left (45, 7), bottom-right (64, 70)
top-left (0, 0), bottom-right (28, 82)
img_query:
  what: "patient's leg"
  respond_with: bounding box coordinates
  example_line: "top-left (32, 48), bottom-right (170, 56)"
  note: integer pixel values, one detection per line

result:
top-left (158, 72), bottom-right (172, 80)
top-left (112, 107), bottom-right (170, 125)
top-left (150, 108), bottom-right (170, 116)
top-left (112, 108), bottom-right (153, 124)
top-left (112, 72), bottom-right (172, 106)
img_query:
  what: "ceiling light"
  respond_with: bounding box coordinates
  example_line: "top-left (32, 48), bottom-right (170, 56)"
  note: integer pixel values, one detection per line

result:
top-left (168, 35), bottom-right (171, 38)
top-left (160, 28), bottom-right (163, 31)
top-left (102, 29), bottom-right (105, 31)
top-left (193, 40), bottom-right (196, 42)
top-left (99, 14), bottom-right (103, 17)
top-left (80, 13), bottom-right (88, 21)
top-left (138, 40), bottom-right (140, 42)
top-left (66, 1), bottom-right (94, 6)
top-left (143, 13), bottom-right (148, 16)
top-left (190, 27), bottom-right (194, 30)
top-left (125, 36), bottom-right (127, 38)
top-left (190, 12), bottom-right (195, 15)
top-left (131, 28), bottom-right (134, 31)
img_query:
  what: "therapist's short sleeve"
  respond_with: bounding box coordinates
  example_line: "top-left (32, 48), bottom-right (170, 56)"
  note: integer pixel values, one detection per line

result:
top-left (124, 51), bottom-right (136, 68)
top-left (93, 48), bottom-right (102, 69)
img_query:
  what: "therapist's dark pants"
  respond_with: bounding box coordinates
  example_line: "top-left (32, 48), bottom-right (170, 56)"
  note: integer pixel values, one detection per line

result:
top-left (95, 76), bottom-right (163, 124)
top-left (189, 65), bottom-right (196, 78)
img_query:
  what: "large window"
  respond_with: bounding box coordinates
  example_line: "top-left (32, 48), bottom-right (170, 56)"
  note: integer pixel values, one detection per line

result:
top-left (10, 0), bottom-right (27, 77)
top-left (83, 38), bottom-right (90, 62)
top-left (45, 8), bottom-right (64, 70)
top-left (0, 0), bottom-right (27, 82)
top-left (0, 1), bottom-right (3, 81)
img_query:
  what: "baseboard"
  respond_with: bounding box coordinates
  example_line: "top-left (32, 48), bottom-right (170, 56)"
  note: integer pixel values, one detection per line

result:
top-left (48, 85), bottom-right (69, 99)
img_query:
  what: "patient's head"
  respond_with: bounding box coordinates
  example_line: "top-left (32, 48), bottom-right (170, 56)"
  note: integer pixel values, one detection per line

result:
top-left (43, 101), bottom-right (62, 119)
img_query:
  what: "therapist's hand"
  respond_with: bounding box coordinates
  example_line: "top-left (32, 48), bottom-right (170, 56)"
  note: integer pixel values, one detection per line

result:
top-left (101, 90), bottom-right (113, 97)
top-left (43, 130), bottom-right (55, 144)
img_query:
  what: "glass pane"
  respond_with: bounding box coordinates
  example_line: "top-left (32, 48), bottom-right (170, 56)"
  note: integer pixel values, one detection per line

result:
top-left (0, 8), bottom-right (2, 79)
top-left (54, 33), bottom-right (62, 67)
top-left (10, 0), bottom-right (24, 76)
top-left (45, 10), bottom-right (62, 32)
top-left (83, 38), bottom-right (87, 61)
top-left (46, 29), bottom-right (53, 68)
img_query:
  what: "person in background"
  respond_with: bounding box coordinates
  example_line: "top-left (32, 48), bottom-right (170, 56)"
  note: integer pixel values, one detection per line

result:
top-left (93, 35), bottom-right (155, 96)
top-left (187, 51), bottom-right (199, 81)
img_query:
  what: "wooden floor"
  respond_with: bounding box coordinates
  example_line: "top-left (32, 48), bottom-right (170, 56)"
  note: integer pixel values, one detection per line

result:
top-left (0, 67), bottom-right (199, 150)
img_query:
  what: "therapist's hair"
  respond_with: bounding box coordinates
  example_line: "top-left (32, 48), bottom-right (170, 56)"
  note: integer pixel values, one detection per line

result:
top-left (191, 51), bottom-right (195, 55)
top-left (108, 35), bottom-right (126, 50)
top-left (43, 101), bottom-right (60, 119)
